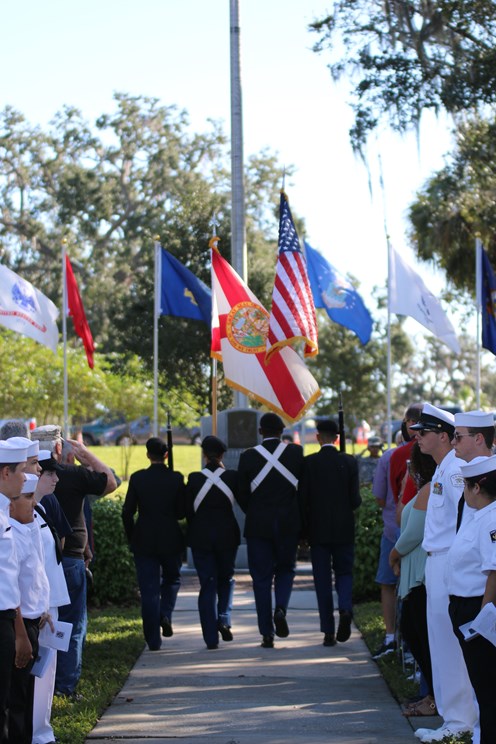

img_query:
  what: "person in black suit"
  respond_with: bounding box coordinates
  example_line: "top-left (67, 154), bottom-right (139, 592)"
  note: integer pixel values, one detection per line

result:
top-left (122, 437), bottom-right (185, 650)
top-left (185, 436), bottom-right (240, 649)
top-left (300, 419), bottom-right (361, 647)
top-left (237, 412), bottom-right (304, 648)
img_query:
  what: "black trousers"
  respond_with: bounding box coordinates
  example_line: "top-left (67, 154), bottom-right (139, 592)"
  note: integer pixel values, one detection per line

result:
top-left (0, 612), bottom-right (16, 744)
top-left (8, 617), bottom-right (39, 744)
top-left (449, 595), bottom-right (496, 744)
top-left (400, 584), bottom-right (433, 697)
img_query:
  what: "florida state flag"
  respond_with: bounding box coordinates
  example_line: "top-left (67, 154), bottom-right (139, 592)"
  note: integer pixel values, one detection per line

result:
top-left (210, 238), bottom-right (320, 422)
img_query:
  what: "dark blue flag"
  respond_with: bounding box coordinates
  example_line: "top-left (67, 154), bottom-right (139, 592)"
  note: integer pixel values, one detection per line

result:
top-left (480, 247), bottom-right (496, 355)
top-left (159, 248), bottom-right (211, 325)
top-left (304, 241), bottom-right (373, 344)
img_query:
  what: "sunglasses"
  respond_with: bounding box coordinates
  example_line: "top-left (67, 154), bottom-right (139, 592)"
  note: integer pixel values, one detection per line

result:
top-left (416, 429), bottom-right (439, 437)
top-left (452, 433), bottom-right (475, 442)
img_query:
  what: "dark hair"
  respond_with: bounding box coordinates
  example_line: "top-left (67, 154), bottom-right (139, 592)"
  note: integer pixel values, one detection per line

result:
top-left (465, 472), bottom-right (496, 499)
top-left (409, 442), bottom-right (436, 489)
top-left (468, 426), bottom-right (495, 450)
top-left (0, 462), bottom-right (23, 473)
top-left (146, 437), bottom-right (168, 459)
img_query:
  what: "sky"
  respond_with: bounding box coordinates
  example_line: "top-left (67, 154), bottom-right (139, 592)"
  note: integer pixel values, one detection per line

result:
top-left (1, 0), bottom-right (461, 336)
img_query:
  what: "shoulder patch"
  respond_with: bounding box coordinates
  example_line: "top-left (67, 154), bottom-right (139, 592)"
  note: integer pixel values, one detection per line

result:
top-left (450, 473), bottom-right (465, 489)
top-left (490, 530), bottom-right (496, 544)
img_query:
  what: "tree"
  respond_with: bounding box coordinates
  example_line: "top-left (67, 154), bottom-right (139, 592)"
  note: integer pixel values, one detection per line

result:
top-left (310, 1), bottom-right (496, 151)
top-left (409, 115), bottom-right (496, 291)
top-left (0, 95), bottom-right (288, 416)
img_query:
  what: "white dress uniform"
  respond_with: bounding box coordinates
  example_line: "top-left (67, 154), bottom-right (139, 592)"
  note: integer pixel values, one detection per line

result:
top-left (422, 448), bottom-right (478, 733)
top-left (32, 506), bottom-right (70, 744)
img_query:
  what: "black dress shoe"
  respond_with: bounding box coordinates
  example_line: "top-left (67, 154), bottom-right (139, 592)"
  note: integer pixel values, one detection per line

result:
top-left (206, 643), bottom-right (218, 649)
top-left (323, 633), bottom-right (336, 647)
top-left (261, 635), bottom-right (274, 648)
top-left (274, 607), bottom-right (289, 638)
top-left (161, 617), bottom-right (173, 637)
top-left (336, 610), bottom-right (352, 642)
top-left (218, 623), bottom-right (233, 642)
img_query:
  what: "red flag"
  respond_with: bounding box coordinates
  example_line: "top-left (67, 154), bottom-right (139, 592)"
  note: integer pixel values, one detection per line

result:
top-left (266, 192), bottom-right (318, 362)
top-left (65, 255), bottom-right (95, 369)
top-left (210, 238), bottom-right (320, 422)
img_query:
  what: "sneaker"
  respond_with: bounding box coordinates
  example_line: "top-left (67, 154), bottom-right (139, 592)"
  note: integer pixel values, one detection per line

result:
top-left (161, 617), bottom-right (173, 637)
top-left (261, 635), bottom-right (274, 648)
top-left (218, 623), bottom-right (233, 642)
top-left (372, 639), bottom-right (397, 659)
top-left (336, 610), bottom-right (352, 642)
top-left (274, 607), bottom-right (289, 638)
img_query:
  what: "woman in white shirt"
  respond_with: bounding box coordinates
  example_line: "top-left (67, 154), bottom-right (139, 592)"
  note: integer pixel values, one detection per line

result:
top-left (446, 455), bottom-right (496, 744)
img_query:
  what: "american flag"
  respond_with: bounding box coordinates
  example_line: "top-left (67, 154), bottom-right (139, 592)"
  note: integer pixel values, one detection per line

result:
top-left (266, 192), bottom-right (318, 361)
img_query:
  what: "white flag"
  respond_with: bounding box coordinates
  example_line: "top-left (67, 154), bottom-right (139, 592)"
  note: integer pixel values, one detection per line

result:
top-left (0, 264), bottom-right (59, 352)
top-left (389, 247), bottom-right (460, 354)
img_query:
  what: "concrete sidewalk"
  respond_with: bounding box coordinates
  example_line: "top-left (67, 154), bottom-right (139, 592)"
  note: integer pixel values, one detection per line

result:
top-left (87, 577), bottom-right (440, 743)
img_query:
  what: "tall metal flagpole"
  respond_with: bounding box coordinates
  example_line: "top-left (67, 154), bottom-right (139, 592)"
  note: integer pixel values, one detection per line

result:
top-left (230, 0), bottom-right (247, 409)
top-left (62, 240), bottom-right (69, 437)
top-left (378, 156), bottom-right (392, 448)
top-left (475, 236), bottom-right (482, 408)
top-left (210, 217), bottom-right (219, 435)
top-left (153, 239), bottom-right (161, 437)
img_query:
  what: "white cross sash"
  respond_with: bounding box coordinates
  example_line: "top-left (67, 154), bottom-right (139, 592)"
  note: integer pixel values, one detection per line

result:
top-left (250, 442), bottom-right (298, 492)
top-left (193, 467), bottom-right (234, 512)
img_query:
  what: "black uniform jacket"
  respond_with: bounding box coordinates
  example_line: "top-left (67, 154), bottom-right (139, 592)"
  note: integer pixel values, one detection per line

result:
top-left (122, 463), bottom-right (186, 558)
top-left (300, 445), bottom-right (361, 545)
top-left (237, 439), bottom-right (304, 539)
top-left (185, 465), bottom-right (240, 552)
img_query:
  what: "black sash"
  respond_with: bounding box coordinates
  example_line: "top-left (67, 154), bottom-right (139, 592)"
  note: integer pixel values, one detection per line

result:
top-left (35, 504), bottom-right (63, 564)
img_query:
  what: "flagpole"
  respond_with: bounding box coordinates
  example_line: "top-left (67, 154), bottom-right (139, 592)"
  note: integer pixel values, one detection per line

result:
top-left (378, 156), bottom-right (392, 448)
top-left (475, 236), bottom-right (482, 409)
top-left (62, 240), bottom-right (69, 438)
top-left (210, 219), bottom-right (219, 435)
top-left (153, 239), bottom-right (161, 437)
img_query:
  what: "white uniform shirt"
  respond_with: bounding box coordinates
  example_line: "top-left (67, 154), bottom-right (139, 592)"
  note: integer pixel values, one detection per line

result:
top-left (446, 499), bottom-right (496, 597)
top-left (9, 517), bottom-right (50, 619)
top-left (35, 507), bottom-right (70, 608)
top-left (0, 491), bottom-right (20, 610)
top-left (422, 449), bottom-right (465, 553)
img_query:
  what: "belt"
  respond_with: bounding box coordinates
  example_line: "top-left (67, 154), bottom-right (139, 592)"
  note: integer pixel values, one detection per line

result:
top-left (427, 549), bottom-right (449, 556)
top-left (0, 609), bottom-right (16, 620)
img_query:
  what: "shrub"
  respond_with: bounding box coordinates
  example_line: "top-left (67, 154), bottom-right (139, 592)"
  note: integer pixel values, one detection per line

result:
top-left (91, 494), bottom-right (138, 604)
top-left (353, 486), bottom-right (382, 602)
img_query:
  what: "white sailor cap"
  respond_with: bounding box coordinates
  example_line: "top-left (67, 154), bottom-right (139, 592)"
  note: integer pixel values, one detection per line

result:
top-left (21, 473), bottom-right (39, 494)
top-left (454, 411), bottom-right (495, 429)
top-left (7, 436), bottom-right (39, 458)
top-left (0, 439), bottom-right (29, 463)
top-left (410, 403), bottom-right (455, 433)
top-left (460, 455), bottom-right (496, 479)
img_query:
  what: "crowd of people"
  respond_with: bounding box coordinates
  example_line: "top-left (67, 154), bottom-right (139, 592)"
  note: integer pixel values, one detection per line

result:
top-left (0, 421), bottom-right (117, 744)
top-left (1, 403), bottom-right (495, 744)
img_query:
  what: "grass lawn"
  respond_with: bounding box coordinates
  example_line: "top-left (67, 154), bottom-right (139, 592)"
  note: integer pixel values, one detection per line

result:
top-left (51, 605), bottom-right (143, 744)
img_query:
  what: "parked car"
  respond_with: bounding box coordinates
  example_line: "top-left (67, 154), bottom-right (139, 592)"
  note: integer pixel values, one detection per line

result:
top-left (101, 416), bottom-right (201, 446)
top-left (81, 413), bottom-right (126, 446)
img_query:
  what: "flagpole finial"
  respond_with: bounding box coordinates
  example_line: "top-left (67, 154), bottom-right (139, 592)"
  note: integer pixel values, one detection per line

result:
top-left (62, 238), bottom-right (68, 245)
top-left (209, 214), bottom-right (220, 238)
top-left (153, 234), bottom-right (161, 242)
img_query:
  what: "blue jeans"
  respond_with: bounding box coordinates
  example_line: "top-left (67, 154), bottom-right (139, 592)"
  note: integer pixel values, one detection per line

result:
top-left (310, 543), bottom-right (354, 634)
top-left (133, 553), bottom-right (181, 649)
top-left (192, 547), bottom-right (236, 647)
top-left (56, 557), bottom-right (87, 694)
top-left (246, 531), bottom-right (298, 637)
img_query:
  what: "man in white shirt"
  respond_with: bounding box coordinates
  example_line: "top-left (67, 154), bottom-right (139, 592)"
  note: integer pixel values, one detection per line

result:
top-left (410, 404), bottom-right (478, 743)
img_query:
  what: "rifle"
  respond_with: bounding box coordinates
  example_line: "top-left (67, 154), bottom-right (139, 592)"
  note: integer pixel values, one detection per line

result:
top-left (338, 393), bottom-right (346, 453)
top-left (166, 411), bottom-right (174, 472)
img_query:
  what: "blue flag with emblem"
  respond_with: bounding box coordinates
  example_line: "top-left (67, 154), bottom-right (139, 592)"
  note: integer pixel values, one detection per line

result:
top-left (304, 241), bottom-right (373, 344)
top-left (480, 246), bottom-right (496, 355)
top-left (159, 248), bottom-right (211, 325)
